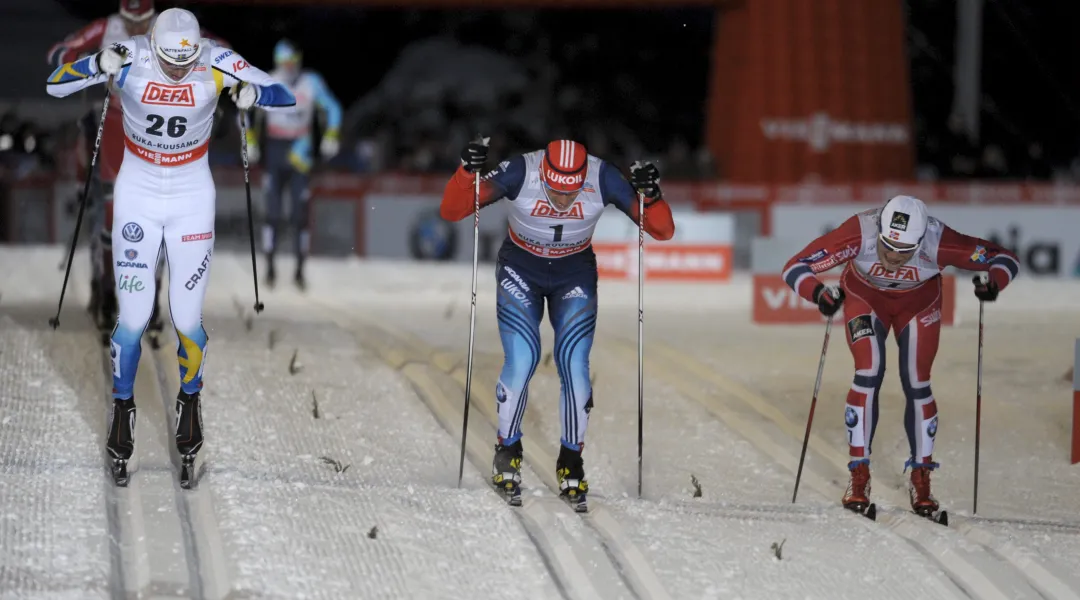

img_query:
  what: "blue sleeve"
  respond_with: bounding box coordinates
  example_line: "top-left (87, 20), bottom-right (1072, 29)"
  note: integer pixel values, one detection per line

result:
top-left (481, 155), bottom-right (527, 201)
top-left (256, 83), bottom-right (295, 108)
top-left (599, 161), bottom-right (637, 218)
top-left (309, 72), bottom-right (342, 131)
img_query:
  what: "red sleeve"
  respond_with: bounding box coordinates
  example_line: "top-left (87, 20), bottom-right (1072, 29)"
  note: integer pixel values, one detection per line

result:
top-left (628, 198), bottom-right (675, 241)
top-left (439, 165), bottom-right (507, 222)
top-left (936, 225), bottom-right (1020, 291)
top-left (782, 215), bottom-right (864, 302)
top-left (48, 19), bottom-right (108, 66)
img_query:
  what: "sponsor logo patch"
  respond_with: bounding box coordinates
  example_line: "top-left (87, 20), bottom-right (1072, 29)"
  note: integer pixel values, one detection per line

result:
top-left (845, 406), bottom-right (859, 428)
top-left (919, 309), bottom-right (942, 327)
top-left (530, 201), bottom-right (584, 220)
top-left (122, 222), bottom-right (143, 243)
top-left (847, 314), bottom-right (875, 342)
top-left (182, 232), bottom-right (213, 242)
top-left (889, 211), bottom-right (910, 231)
top-left (141, 81), bottom-right (196, 107)
top-left (799, 248), bottom-right (828, 264)
top-left (562, 286), bottom-right (588, 300)
top-left (185, 248), bottom-right (213, 290)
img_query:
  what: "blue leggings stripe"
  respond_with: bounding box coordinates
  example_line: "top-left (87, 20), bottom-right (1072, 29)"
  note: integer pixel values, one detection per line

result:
top-left (497, 307), bottom-right (541, 439)
top-left (555, 314), bottom-right (597, 446)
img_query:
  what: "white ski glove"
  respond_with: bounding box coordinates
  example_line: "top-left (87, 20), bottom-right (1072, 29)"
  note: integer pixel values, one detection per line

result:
top-left (96, 45), bottom-right (127, 77)
top-left (231, 82), bottom-right (257, 110)
top-left (319, 136), bottom-right (339, 159)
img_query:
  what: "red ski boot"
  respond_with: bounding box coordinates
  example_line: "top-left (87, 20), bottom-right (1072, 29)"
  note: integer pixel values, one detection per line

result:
top-left (842, 459), bottom-right (872, 514)
top-left (908, 464), bottom-right (940, 517)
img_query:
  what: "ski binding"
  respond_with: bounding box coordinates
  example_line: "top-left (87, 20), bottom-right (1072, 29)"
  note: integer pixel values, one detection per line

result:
top-left (845, 502), bottom-right (876, 521)
top-left (111, 459), bottom-right (129, 487)
top-left (179, 455), bottom-right (196, 489)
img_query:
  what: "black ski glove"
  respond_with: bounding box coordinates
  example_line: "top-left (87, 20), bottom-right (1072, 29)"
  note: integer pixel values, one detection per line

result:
top-left (630, 160), bottom-right (662, 203)
top-left (813, 283), bottom-right (845, 317)
top-left (972, 274), bottom-right (999, 302)
top-left (460, 136), bottom-right (490, 173)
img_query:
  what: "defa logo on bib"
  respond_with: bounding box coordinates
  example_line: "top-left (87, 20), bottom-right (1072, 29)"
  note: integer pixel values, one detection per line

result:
top-left (867, 263), bottom-right (920, 281)
top-left (142, 82), bottom-right (196, 107)
top-left (530, 201), bottom-right (584, 220)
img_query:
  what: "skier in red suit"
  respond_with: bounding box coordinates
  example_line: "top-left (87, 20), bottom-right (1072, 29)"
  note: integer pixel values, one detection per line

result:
top-left (782, 195), bottom-right (1020, 517)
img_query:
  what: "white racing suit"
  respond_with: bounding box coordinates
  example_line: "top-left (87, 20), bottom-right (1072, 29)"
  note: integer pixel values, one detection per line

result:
top-left (47, 36), bottom-right (295, 399)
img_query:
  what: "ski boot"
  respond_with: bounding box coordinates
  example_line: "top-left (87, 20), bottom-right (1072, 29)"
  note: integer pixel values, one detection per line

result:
top-left (106, 397), bottom-right (136, 486)
top-left (175, 390), bottom-right (204, 489)
top-left (908, 462), bottom-right (944, 523)
top-left (294, 265), bottom-right (306, 292)
top-left (842, 459), bottom-right (874, 518)
top-left (556, 444), bottom-right (589, 513)
top-left (492, 440), bottom-right (523, 506)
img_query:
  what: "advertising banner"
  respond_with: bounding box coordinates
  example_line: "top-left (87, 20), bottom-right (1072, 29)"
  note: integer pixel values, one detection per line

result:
top-left (592, 207), bottom-right (734, 282)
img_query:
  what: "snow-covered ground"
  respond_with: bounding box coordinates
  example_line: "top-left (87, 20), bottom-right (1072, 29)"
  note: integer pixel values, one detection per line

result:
top-left (2, 245), bottom-right (1079, 600)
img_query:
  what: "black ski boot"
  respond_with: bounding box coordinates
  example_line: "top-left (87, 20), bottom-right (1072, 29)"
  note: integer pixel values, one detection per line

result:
top-left (106, 397), bottom-right (136, 486)
top-left (175, 390), bottom-right (203, 489)
top-left (492, 440), bottom-right (523, 506)
top-left (556, 444), bottom-right (588, 513)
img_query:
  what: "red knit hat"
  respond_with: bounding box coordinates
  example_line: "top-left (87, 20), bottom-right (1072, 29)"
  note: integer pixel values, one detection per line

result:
top-left (541, 140), bottom-right (587, 193)
top-left (119, 0), bottom-right (155, 22)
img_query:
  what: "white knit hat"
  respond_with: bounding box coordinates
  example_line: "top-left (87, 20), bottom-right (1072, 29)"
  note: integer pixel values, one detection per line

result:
top-left (151, 8), bottom-right (202, 67)
top-left (880, 195), bottom-right (928, 248)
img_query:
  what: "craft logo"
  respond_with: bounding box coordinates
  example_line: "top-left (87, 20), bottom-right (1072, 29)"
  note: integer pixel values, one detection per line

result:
top-left (185, 248), bottom-right (212, 290)
top-left (141, 81), bottom-right (196, 106)
top-left (531, 201), bottom-right (583, 220)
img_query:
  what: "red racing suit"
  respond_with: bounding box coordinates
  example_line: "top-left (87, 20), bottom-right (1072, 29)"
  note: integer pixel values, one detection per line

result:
top-left (782, 208), bottom-right (1020, 470)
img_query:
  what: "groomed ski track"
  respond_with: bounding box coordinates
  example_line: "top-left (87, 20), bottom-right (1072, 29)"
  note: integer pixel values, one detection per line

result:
top-left (4, 247), bottom-right (1080, 599)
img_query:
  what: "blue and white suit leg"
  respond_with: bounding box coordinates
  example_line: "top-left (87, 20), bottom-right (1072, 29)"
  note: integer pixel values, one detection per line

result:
top-left (547, 264), bottom-right (598, 452)
top-left (494, 261), bottom-right (544, 446)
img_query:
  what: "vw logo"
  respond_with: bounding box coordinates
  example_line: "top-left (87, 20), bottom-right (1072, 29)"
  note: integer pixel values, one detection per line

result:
top-left (122, 222), bottom-right (144, 243)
